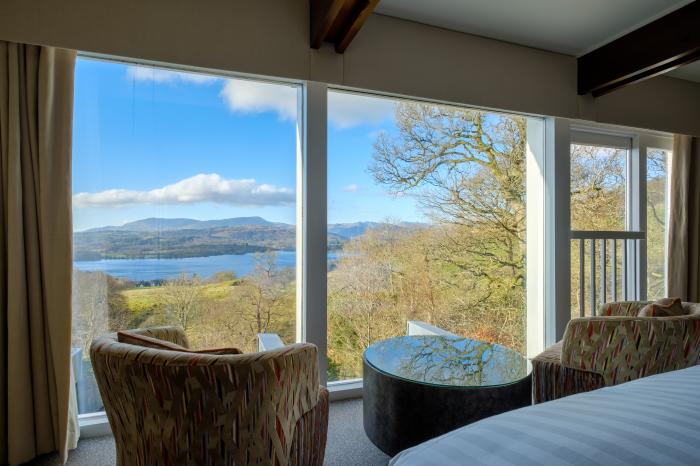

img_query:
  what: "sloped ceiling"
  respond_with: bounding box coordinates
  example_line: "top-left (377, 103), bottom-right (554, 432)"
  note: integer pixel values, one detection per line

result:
top-left (375, 0), bottom-right (694, 56)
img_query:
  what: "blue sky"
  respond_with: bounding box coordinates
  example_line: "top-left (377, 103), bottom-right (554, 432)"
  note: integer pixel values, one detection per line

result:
top-left (72, 58), bottom-right (426, 231)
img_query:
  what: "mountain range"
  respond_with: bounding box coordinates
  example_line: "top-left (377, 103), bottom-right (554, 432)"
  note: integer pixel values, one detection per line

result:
top-left (86, 216), bottom-right (284, 232)
top-left (74, 217), bottom-right (423, 261)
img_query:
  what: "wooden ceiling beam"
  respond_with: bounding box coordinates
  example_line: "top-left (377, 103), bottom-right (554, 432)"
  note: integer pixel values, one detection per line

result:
top-left (310, 0), bottom-right (345, 50)
top-left (310, 0), bottom-right (380, 53)
top-left (578, 1), bottom-right (700, 97)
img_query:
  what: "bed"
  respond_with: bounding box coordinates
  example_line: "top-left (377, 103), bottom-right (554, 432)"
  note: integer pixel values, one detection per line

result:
top-left (390, 365), bottom-right (700, 466)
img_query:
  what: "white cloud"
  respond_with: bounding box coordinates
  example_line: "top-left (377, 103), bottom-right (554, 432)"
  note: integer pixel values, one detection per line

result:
top-left (218, 81), bottom-right (395, 128)
top-left (328, 92), bottom-right (396, 129)
top-left (125, 67), bottom-right (395, 128)
top-left (342, 184), bottom-right (360, 192)
top-left (220, 79), bottom-right (298, 120)
top-left (127, 65), bottom-right (219, 84)
top-left (73, 173), bottom-right (294, 208)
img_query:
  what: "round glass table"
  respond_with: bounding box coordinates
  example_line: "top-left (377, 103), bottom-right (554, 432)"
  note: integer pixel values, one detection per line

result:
top-left (362, 335), bottom-right (532, 456)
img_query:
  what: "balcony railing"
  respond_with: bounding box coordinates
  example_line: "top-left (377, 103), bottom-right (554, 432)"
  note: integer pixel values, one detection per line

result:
top-left (571, 230), bottom-right (646, 317)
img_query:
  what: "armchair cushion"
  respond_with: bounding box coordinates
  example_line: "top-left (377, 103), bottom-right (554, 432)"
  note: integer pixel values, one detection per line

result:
top-left (598, 301), bottom-right (647, 317)
top-left (192, 347), bottom-right (243, 355)
top-left (123, 325), bottom-right (191, 347)
top-left (638, 297), bottom-right (685, 317)
top-left (117, 330), bottom-right (242, 354)
top-left (117, 330), bottom-right (186, 351)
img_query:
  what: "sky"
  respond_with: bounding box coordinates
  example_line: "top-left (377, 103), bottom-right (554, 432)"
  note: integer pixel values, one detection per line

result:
top-left (72, 58), bottom-right (427, 231)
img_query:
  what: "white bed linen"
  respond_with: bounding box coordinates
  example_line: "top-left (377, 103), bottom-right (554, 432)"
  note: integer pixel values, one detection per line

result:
top-left (391, 365), bottom-right (700, 466)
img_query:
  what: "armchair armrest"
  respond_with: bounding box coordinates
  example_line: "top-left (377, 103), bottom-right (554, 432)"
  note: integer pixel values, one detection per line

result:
top-left (561, 315), bottom-right (700, 386)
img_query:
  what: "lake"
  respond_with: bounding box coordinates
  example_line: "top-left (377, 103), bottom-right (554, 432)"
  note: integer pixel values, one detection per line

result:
top-left (74, 250), bottom-right (341, 281)
top-left (74, 250), bottom-right (299, 281)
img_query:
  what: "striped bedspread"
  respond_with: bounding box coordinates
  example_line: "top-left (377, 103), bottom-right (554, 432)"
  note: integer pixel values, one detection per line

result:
top-left (390, 366), bottom-right (700, 466)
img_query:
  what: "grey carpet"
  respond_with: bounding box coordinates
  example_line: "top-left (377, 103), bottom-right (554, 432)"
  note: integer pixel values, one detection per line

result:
top-left (28, 398), bottom-right (390, 466)
top-left (325, 399), bottom-right (389, 466)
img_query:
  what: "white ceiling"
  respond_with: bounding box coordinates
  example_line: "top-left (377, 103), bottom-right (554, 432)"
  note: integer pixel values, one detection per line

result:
top-left (375, 0), bottom-right (694, 56)
top-left (666, 61), bottom-right (700, 83)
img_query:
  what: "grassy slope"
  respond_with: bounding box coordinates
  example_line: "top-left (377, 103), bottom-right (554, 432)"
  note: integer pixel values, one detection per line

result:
top-left (121, 280), bottom-right (238, 314)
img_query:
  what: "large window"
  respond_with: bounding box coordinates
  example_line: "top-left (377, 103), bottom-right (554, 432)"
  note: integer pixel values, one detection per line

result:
top-left (72, 56), bottom-right (673, 426)
top-left (326, 91), bottom-right (531, 381)
top-left (71, 58), bottom-right (300, 414)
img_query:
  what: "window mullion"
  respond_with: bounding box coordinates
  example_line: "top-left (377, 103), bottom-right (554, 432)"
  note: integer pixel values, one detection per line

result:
top-left (546, 117), bottom-right (571, 344)
top-left (299, 81), bottom-right (328, 386)
top-left (628, 136), bottom-right (647, 300)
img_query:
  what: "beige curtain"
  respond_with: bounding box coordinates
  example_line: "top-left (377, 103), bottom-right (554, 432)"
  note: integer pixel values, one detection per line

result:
top-left (667, 134), bottom-right (700, 302)
top-left (0, 42), bottom-right (77, 465)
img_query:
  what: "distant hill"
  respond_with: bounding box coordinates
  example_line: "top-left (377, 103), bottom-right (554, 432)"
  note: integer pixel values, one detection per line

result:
top-left (328, 222), bottom-right (382, 239)
top-left (87, 216), bottom-right (280, 232)
top-left (74, 217), bottom-right (426, 261)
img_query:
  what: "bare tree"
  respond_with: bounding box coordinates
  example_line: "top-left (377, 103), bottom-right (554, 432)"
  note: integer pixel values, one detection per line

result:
top-left (72, 271), bottom-right (110, 355)
top-left (72, 270), bottom-right (132, 354)
top-left (646, 149), bottom-right (669, 299)
top-left (329, 226), bottom-right (399, 349)
top-left (570, 144), bottom-right (626, 231)
top-left (371, 103), bottom-right (527, 289)
top-left (159, 273), bottom-right (204, 332)
top-left (241, 251), bottom-right (293, 337)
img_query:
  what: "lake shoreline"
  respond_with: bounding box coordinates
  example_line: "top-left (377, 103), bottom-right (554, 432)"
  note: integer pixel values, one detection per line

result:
top-left (74, 248), bottom-right (296, 262)
top-left (74, 250), bottom-right (338, 282)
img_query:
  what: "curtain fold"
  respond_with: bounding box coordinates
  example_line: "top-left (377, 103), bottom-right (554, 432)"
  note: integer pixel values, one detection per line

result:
top-left (0, 41), bottom-right (77, 466)
top-left (667, 134), bottom-right (700, 302)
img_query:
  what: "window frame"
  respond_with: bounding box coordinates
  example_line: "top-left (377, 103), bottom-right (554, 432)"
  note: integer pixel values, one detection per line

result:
top-left (322, 86), bottom-right (549, 370)
top-left (554, 121), bottom-right (673, 330)
top-left (77, 54), bottom-right (664, 435)
top-left (74, 53), bottom-right (308, 434)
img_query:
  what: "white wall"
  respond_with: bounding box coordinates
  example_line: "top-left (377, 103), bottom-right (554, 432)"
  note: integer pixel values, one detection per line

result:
top-left (1, 0), bottom-right (698, 135)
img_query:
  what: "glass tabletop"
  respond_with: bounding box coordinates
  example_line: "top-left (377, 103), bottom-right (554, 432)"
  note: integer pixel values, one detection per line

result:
top-left (364, 335), bottom-right (531, 388)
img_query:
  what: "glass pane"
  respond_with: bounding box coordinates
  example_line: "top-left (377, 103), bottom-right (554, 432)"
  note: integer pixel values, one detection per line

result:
top-left (569, 143), bottom-right (628, 317)
top-left (647, 148), bottom-right (670, 300)
top-left (570, 144), bottom-right (627, 231)
top-left (71, 58), bottom-right (299, 414)
top-left (327, 91), bottom-right (530, 382)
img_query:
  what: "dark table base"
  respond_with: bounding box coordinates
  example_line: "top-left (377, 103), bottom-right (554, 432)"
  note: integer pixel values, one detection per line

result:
top-left (363, 358), bottom-right (532, 456)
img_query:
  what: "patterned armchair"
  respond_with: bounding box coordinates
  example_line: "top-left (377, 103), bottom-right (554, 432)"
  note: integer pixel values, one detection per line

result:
top-left (532, 301), bottom-right (700, 403)
top-left (90, 327), bottom-right (329, 466)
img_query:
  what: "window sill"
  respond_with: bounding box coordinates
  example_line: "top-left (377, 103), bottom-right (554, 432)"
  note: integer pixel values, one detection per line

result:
top-left (328, 378), bottom-right (363, 401)
top-left (78, 412), bottom-right (111, 438)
